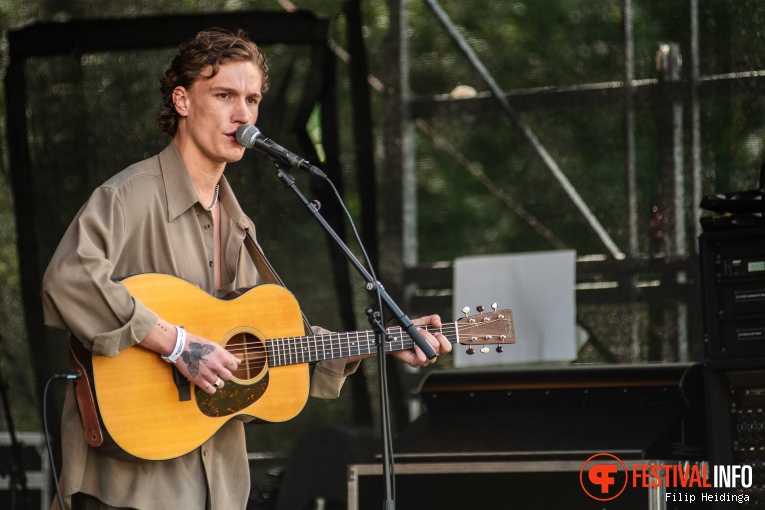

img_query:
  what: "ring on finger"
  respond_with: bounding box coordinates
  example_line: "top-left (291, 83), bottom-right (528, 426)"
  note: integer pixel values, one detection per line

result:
top-left (212, 376), bottom-right (223, 388)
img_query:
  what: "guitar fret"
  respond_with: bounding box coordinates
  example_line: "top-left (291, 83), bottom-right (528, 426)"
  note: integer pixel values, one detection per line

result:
top-left (271, 339), bottom-right (279, 367)
top-left (264, 316), bottom-right (500, 369)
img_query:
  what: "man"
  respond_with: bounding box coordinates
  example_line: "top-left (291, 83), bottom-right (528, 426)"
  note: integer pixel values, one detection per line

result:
top-left (42, 28), bottom-right (450, 510)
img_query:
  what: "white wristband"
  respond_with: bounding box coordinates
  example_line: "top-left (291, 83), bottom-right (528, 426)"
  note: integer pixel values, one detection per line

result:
top-left (161, 326), bottom-right (186, 364)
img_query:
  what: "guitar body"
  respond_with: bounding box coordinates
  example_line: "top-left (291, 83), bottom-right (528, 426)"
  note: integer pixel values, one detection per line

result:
top-left (91, 273), bottom-right (309, 461)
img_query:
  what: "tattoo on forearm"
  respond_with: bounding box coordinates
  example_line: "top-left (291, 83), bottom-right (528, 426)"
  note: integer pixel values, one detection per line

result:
top-left (181, 341), bottom-right (214, 378)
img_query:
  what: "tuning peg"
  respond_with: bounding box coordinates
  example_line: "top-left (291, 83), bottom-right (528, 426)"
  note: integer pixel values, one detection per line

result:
top-left (461, 306), bottom-right (470, 317)
top-left (491, 303), bottom-right (498, 311)
top-left (496, 345), bottom-right (504, 353)
top-left (466, 347), bottom-right (475, 355)
top-left (476, 305), bottom-right (484, 314)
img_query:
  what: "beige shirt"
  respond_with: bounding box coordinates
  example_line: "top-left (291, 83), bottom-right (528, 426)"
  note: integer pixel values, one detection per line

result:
top-left (42, 142), bottom-right (358, 510)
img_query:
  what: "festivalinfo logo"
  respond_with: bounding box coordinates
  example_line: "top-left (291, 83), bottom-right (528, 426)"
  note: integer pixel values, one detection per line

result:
top-left (579, 453), bottom-right (753, 504)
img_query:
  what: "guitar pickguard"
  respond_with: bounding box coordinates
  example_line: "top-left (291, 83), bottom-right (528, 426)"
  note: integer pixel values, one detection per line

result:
top-left (195, 372), bottom-right (270, 417)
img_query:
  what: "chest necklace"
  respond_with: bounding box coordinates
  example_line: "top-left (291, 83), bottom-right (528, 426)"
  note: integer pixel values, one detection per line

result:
top-left (207, 184), bottom-right (220, 211)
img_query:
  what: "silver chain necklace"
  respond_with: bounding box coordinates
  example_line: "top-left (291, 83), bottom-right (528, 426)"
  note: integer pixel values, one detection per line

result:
top-left (207, 184), bottom-right (220, 211)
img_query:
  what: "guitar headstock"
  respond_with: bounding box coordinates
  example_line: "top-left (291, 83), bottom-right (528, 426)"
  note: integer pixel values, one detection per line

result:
top-left (456, 304), bottom-right (515, 355)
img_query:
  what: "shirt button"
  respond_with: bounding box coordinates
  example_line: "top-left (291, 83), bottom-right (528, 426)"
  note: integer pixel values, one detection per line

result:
top-left (209, 261), bottom-right (213, 267)
top-left (204, 224), bottom-right (211, 230)
top-left (203, 450), bottom-right (208, 456)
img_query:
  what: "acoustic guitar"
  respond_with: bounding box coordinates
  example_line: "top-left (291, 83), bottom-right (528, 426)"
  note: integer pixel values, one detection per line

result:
top-left (91, 273), bottom-right (515, 460)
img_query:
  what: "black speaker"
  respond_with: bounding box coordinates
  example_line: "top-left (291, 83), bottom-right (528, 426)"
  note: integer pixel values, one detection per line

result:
top-left (700, 227), bottom-right (765, 508)
top-left (699, 227), bottom-right (765, 359)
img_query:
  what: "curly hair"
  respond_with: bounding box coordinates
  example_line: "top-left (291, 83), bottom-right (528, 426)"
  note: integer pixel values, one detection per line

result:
top-left (158, 28), bottom-right (269, 136)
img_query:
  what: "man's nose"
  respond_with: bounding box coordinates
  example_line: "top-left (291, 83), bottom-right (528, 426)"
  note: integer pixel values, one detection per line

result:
top-left (232, 99), bottom-right (250, 123)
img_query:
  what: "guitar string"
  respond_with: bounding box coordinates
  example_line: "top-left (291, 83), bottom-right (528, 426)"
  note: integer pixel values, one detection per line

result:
top-left (221, 318), bottom-right (511, 368)
top-left (221, 318), bottom-right (506, 354)
top-left (223, 323), bottom-right (456, 358)
top-left (222, 319), bottom-right (509, 357)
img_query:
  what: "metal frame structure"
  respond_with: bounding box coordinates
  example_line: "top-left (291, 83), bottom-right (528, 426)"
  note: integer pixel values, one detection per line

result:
top-left (387, 0), bottom-right (765, 363)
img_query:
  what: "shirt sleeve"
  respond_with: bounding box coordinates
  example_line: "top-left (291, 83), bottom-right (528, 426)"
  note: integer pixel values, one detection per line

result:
top-left (41, 186), bottom-right (158, 356)
top-left (308, 325), bottom-right (361, 399)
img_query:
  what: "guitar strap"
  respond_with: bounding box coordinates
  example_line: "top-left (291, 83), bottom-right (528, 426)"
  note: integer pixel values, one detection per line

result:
top-left (69, 336), bottom-right (104, 448)
top-left (243, 228), bottom-right (314, 335)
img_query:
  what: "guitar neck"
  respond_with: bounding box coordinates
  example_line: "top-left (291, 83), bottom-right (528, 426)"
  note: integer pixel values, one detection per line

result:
top-left (267, 324), bottom-right (456, 367)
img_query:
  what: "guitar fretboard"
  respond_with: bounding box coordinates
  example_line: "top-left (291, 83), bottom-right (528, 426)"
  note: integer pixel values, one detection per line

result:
top-left (266, 324), bottom-right (460, 367)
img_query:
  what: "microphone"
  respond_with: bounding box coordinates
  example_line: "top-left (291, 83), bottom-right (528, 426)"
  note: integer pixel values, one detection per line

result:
top-left (236, 125), bottom-right (327, 178)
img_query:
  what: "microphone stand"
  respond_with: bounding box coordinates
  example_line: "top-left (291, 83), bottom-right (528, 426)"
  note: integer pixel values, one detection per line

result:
top-left (269, 161), bottom-right (436, 510)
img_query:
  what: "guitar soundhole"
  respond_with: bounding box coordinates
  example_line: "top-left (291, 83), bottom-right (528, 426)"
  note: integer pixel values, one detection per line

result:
top-left (226, 332), bottom-right (267, 381)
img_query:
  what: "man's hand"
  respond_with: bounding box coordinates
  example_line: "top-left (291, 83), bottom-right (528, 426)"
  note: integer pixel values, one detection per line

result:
top-left (140, 319), bottom-right (241, 395)
top-left (175, 334), bottom-right (241, 395)
top-left (390, 314), bottom-right (452, 368)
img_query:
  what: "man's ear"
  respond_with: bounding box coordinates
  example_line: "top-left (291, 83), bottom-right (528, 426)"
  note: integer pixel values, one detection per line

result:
top-left (172, 86), bottom-right (189, 117)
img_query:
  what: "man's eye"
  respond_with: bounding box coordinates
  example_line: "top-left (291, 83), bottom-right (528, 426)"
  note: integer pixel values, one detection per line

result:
top-left (219, 93), bottom-right (229, 99)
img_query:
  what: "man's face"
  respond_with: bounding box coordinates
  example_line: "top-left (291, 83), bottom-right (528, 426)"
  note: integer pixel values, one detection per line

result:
top-left (174, 60), bottom-right (263, 168)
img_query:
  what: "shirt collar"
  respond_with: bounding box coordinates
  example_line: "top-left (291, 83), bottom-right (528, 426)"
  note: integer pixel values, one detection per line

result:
top-left (159, 142), bottom-right (199, 222)
top-left (159, 141), bottom-right (250, 229)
